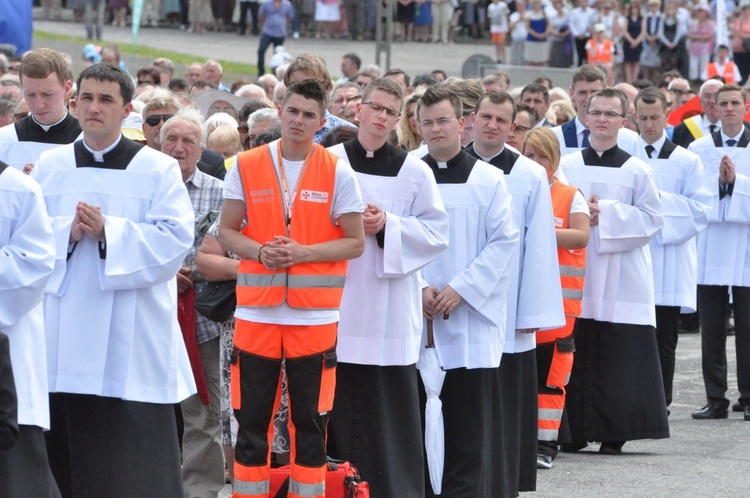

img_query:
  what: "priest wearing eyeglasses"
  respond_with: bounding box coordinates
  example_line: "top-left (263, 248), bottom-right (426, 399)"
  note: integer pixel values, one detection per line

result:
top-left (560, 88), bottom-right (668, 456)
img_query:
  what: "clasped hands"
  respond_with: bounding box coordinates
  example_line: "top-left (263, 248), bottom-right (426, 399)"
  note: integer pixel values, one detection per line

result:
top-left (69, 201), bottom-right (105, 243)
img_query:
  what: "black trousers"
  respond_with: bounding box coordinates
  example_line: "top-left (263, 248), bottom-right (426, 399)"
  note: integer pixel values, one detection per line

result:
top-left (239, 1), bottom-right (260, 34)
top-left (0, 425), bottom-right (60, 498)
top-left (46, 393), bottom-right (183, 498)
top-left (655, 305), bottom-right (681, 406)
top-left (697, 285), bottom-right (750, 407)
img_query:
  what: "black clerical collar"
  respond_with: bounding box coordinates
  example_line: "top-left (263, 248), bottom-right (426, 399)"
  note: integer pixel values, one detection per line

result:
top-left (342, 137), bottom-right (407, 176)
top-left (581, 144), bottom-right (631, 168)
top-left (465, 142), bottom-right (518, 174)
top-left (422, 149), bottom-right (478, 184)
top-left (74, 134), bottom-right (144, 170)
top-left (14, 111), bottom-right (82, 144)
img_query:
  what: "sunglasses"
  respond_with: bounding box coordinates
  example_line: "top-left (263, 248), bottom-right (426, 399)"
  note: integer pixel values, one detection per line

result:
top-left (145, 113), bottom-right (174, 126)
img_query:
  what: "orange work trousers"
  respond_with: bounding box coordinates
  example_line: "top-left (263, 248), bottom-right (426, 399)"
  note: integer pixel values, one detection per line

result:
top-left (231, 319), bottom-right (337, 498)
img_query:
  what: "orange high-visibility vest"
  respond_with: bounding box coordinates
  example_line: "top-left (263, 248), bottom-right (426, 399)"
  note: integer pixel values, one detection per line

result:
top-left (586, 38), bottom-right (614, 65)
top-left (705, 61), bottom-right (738, 84)
top-left (537, 181), bottom-right (586, 344)
top-left (236, 143), bottom-right (347, 310)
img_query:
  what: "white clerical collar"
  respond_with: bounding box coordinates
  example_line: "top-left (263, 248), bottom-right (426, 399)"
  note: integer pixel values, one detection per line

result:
top-left (640, 134), bottom-right (666, 154)
top-left (32, 109), bottom-right (68, 132)
top-left (720, 129), bottom-right (743, 145)
top-left (83, 134), bottom-right (122, 162)
top-left (473, 143), bottom-right (504, 163)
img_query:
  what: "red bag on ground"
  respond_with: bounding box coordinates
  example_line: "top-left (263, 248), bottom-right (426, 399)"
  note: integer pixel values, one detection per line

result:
top-left (269, 459), bottom-right (370, 498)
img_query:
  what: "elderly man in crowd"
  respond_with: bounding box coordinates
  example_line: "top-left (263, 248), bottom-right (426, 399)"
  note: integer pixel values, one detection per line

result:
top-left (160, 109), bottom-right (226, 498)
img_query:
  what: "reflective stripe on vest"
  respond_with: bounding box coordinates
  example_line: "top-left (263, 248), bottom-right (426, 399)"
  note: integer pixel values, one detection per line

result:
top-left (289, 478), bottom-right (326, 497)
top-left (233, 478), bottom-right (270, 496)
top-left (236, 143), bottom-right (347, 310)
top-left (551, 182), bottom-right (586, 319)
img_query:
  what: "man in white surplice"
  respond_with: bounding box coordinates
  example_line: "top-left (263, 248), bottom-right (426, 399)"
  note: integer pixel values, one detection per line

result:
top-left (560, 88), bottom-right (668, 455)
top-left (464, 89), bottom-right (564, 494)
top-left (634, 87), bottom-right (712, 409)
top-left (0, 160), bottom-right (58, 497)
top-left (32, 63), bottom-right (195, 497)
top-left (418, 83), bottom-right (520, 497)
top-left (688, 83), bottom-right (750, 421)
top-left (327, 78), bottom-right (449, 498)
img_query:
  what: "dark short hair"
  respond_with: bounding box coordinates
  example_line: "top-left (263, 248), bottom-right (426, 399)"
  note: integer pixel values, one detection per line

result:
top-left (521, 83), bottom-right (550, 103)
top-left (239, 99), bottom-right (274, 122)
top-left (283, 79), bottom-right (328, 116)
top-left (515, 102), bottom-right (538, 125)
top-left (168, 78), bottom-right (189, 93)
top-left (136, 66), bottom-right (160, 85)
top-left (475, 90), bottom-right (517, 122)
top-left (76, 62), bottom-right (134, 104)
top-left (321, 125), bottom-right (358, 147)
top-left (411, 73), bottom-right (439, 90)
top-left (384, 68), bottom-right (411, 88)
top-left (416, 84), bottom-right (462, 121)
top-left (588, 88), bottom-right (628, 117)
top-left (634, 87), bottom-right (668, 112)
top-left (342, 53), bottom-right (361, 70)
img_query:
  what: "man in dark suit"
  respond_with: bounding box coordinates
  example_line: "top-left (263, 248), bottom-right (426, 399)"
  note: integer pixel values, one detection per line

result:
top-left (671, 79), bottom-right (723, 148)
top-left (521, 83), bottom-right (554, 128)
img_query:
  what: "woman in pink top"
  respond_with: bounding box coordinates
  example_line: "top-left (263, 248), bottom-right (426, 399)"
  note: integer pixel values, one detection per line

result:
top-left (687, 4), bottom-right (715, 83)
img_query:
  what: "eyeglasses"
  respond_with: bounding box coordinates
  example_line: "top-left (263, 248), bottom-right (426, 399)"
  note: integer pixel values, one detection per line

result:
top-left (670, 89), bottom-right (688, 95)
top-left (587, 110), bottom-right (624, 119)
top-left (362, 101), bottom-right (401, 118)
top-left (145, 113), bottom-right (174, 126)
top-left (14, 112), bottom-right (28, 121)
top-left (514, 125), bottom-right (531, 133)
top-left (237, 125), bottom-right (249, 134)
top-left (420, 117), bottom-right (458, 128)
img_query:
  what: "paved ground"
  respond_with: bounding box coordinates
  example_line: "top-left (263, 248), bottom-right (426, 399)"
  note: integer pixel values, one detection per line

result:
top-left (29, 16), bottom-right (750, 498)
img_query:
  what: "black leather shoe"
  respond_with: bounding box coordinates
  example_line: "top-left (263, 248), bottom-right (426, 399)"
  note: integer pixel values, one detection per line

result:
top-left (599, 441), bottom-right (624, 455)
top-left (744, 405), bottom-right (750, 421)
top-left (560, 440), bottom-right (588, 453)
top-left (692, 403), bottom-right (728, 420)
top-left (732, 402), bottom-right (747, 412)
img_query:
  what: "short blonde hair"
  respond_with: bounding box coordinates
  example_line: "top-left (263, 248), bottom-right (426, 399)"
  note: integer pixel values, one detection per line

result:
top-left (522, 127), bottom-right (561, 175)
top-left (206, 124), bottom-right (242, 154)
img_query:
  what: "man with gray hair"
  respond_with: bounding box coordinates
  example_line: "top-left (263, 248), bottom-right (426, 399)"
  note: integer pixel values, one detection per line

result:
top-left (0, 97), bottom-right (17, 128)
top-left (671, 79), bottom-right (723, 148)
top-left (247, 107), bottom-right (280, 149)
top-left (329, 81), bottom-right (361, 118)
top-left (205, 59), bottom-right (229, 92)
top-left (160, 109), bottom-right (226, 497)
top-left (141, 95), bottom-right (183, 151)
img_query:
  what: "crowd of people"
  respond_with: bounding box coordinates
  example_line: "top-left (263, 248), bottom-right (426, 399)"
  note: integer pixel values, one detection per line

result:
top-left (1, 1), bottom-right (750, 496)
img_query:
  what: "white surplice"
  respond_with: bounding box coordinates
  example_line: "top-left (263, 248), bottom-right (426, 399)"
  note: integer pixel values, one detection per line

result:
top-left (503, 153), bottom-right (565, 353)
top-left (641, 136), bottom-right (712, 310)
top-left (689, 133), bottom-right (750, 286)
top-left (561, 149), bottom-right (664, 326)
top-left (329, 143), bottom-right (450, 366)
top-left (33, 143), bottom-right (197, 403)
top-left (0, 166), bottom-right (55, 429)
top-left (421, 160), bottom-right (520, 370)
